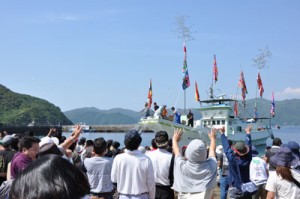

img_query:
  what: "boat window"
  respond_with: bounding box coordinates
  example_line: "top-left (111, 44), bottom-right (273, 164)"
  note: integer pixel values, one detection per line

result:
top-left (212, 120), bottom-right (216, 125)
top-left (217, 120), bottom-right (220, 125)
top-left (236, 126), bottom-right (242, 132)
top-left (207, 121), bottom-right (211, 125)
top-left (222, 120), bottom-right (225, 125)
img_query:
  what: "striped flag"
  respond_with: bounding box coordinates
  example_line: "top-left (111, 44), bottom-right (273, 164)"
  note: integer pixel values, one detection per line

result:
top-left (182, 43), bottom-right (190, 90)
top-left (234, 101), bottom-right (238, 116)
top-left (195, 81), bottom-right (200, 102)
top-left (257, 72), bottom-right (264, 97)
top-left (213, 54), bottom-right (218, 83)
top-left (147, 79), bottom-right (152, 108)
top-left (238, 71), bottom-right (248, 104)
top-left (271, 92), bottom-right (275, 117)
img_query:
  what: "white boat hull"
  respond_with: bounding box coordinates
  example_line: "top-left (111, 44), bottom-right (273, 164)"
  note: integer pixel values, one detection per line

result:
top-left (139, 117), bottom-right (273, 147)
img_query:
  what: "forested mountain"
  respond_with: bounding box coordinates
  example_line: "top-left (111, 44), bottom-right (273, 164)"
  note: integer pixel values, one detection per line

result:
top-left (0, 83), bottom-right (299, 126)
top-left (0, 85), bottom-right (72, 126)
top-left (65, 98), bottom-right (300, 126)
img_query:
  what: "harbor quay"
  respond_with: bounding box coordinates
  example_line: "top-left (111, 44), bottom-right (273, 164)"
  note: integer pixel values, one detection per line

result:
top-left (63, 124), bottom-right (140, 133)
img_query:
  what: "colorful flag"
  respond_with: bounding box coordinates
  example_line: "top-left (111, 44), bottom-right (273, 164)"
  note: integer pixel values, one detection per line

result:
top-left (147, 79), bottom-right (152, 108)
top-left (213, 54), bottom-right (218, 83)
top-left (271, 92), bottom-right (275, 117)
top-left (182, 43), bottom-right (190, 90)
top-left (195, 81), bottom-right (200, 102)
top-left (257, 72), bottom-right (264, 97)
top-left (234, 101), bottom-right (238, 116)
top-left (238, 70), bottom-right (248, 104)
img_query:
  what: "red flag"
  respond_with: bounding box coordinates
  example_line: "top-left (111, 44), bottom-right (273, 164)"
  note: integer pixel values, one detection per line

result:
top-left (257, 72), bottom-right (264, 97)
top-left (147, 79), bottom-right (152, 108)
top-left (195, 81), bottom-right (200, 102)
top-left (213, 54), bottom-right (218, 83)
top-left (238, 70), bottom-right (248, 103)
top-left (271, 92), bottom-right (275, 117)
top-left (234, 101), bottom-right (238, 116)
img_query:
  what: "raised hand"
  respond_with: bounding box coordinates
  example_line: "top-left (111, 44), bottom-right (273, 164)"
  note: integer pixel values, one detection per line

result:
top-left (220, 126), bottom-right (225, 134)
top-left (72, 125), bottom-right (83, 138)
top-left (208, 128), bottom-right (217, 140)
top-left (172, 128), bottom-right (183, 142)
top-left (245, 125), bottom-right (252, 134)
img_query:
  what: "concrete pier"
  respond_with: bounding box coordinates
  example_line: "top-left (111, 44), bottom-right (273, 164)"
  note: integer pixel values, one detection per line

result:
top-left (63, 124), bottom-right (148, 133)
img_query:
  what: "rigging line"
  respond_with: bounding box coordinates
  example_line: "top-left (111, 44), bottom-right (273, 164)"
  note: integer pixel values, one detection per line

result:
top-left (174, 86), bottom-right (182, 109)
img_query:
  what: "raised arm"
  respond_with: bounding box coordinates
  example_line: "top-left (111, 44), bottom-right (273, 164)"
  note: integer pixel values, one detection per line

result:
top-left (172, 128), bottom-right (183, 157)
top-left (245, 125), bottom-right (252, 147)
top-left (60, 125), bottom-right (82, 150)
top-left (220, 127), bottom-right (234, 161)
top-left (208, 128), bottom-right (217, 158)
top-left (47, 128), bottom-right (56, 137)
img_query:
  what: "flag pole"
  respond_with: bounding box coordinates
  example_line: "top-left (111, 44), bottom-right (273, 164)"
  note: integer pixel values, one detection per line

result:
top-left (184, 90), bottom-right (186, 114)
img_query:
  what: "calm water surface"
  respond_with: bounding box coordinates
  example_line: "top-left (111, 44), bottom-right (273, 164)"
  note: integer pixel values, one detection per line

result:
top-left (63, 126), bottom-right (300, 155)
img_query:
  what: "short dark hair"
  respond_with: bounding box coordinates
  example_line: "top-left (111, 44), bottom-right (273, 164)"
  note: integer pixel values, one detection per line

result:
top-left (112, 141), bottom-right (120, 149)
top-left (93, 138), bottom-right (107, 155)
top-left (273, 137), bottom-right (282, 146)
top-left (151, 138), bottom-right (157, 149)
top-left (9, 154), bottom-right (90, 199)
top-left (85, 140), bottom-right (94, 147)
top-left (107, 139), bottom-right (113, 149)
top-left (19, 136), bottom-right (40, 152)
top-left (124, 131), bottom-right (142, 151)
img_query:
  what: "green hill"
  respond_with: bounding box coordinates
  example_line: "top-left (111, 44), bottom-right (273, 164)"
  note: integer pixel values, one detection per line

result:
top-left (0, 85), bottom-right (72, 126)
top-left (64, 107), bottom-right (141, 125)
top-left (64, 98), bottom-right (300, 126)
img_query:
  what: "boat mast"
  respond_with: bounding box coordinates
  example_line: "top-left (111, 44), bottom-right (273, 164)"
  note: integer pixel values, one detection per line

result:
top-left (175, 15), bottom-right (194, 114)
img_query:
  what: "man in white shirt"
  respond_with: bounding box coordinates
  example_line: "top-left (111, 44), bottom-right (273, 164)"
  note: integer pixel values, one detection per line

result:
top-left (147, 131), bottom-right (174, 199)
top-left (250, 146), bottom-right (268, 199)
top-left (111, 130), bottom-right (155, 199)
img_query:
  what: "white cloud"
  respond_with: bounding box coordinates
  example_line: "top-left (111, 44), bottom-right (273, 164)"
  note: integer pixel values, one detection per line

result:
top-left (47, 14), bottom-right (86, 22)
top-left (59, 15), bottom-right (81, 21)
top-left (275, 87), bottom-right (300, 100)
top-left (26, 13), bottom-right (87, 24)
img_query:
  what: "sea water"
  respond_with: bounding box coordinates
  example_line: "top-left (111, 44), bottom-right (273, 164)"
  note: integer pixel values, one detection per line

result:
top-left (63, 126), bottom-right (300, 155)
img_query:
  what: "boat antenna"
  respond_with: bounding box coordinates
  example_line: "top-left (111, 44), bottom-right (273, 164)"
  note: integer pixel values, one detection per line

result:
top-left (174, 15), bottom-right (195, 114)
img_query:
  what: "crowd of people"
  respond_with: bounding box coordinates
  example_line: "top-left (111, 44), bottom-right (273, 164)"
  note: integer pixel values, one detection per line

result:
top-left (0, 125), bottom-right (299, 199)
top-left (142, 102), bottom-right (194, 126)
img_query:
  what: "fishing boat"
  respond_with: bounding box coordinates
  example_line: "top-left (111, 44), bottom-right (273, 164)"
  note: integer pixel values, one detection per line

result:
top-left (139, 116), bottom-right (204, 147)
top-left (139, 94), bottom-right (274, 146)
top-left (139, 50), bottom-right (274, 146)
top-left (196, 92), bottom-right (274, 146)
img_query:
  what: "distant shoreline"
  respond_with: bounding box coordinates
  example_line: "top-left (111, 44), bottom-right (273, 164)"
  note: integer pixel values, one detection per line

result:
top-left (63, 125), bottom-right (154, 133)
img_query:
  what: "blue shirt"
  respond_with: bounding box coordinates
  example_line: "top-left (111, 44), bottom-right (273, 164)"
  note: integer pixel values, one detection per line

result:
top-left (221, 134), bottom-right (252, 189)
top-left (174, 110), bottom-right (181, 124)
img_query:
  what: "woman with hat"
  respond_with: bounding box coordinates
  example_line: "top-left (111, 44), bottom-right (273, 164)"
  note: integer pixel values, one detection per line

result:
top-left (265, 146), bottom-right (300, 199)
top-left (220, 126), bottom-right (253, 199)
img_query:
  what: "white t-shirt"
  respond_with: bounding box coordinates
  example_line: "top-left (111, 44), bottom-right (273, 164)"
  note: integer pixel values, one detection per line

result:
top-left (111, 149), bottom-right (155, 199)
top-left (146, 148), bottom-right (172, 186)
top-left (266, 171), bottom-right (300, 199)
top-left (250, 156), bottom-right (268, 185)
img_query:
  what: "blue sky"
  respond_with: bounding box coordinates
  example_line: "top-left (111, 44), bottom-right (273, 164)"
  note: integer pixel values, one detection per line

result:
top-left (1, 1), bottom-right (300, 112)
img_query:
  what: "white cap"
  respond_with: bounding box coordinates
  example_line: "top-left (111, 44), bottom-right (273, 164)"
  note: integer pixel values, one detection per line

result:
top-left (39, 137), bottom-right (59, 147)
